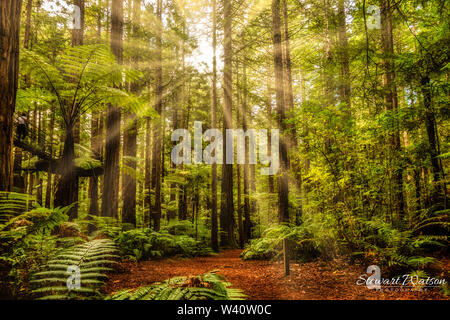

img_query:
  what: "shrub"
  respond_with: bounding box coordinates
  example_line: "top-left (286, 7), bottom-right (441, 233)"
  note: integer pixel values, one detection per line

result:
top-left (241, 218), bottom-right (338, 262)
top-left (114, 228), bottom-right (213, 261)
top-left (106, 271), bottom-right (246, 300)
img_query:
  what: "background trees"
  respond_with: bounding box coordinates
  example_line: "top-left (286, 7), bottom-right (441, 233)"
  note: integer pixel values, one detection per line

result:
top-left (0, 0), bottom-right (447, 266)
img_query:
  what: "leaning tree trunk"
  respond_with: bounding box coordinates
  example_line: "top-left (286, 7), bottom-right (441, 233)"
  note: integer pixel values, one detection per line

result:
top-left (0, 0), bottom-right (23, 192)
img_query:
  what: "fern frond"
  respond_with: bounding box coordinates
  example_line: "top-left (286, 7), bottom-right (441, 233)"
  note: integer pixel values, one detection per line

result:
top-left (32, 239), bottom-right (118, 300)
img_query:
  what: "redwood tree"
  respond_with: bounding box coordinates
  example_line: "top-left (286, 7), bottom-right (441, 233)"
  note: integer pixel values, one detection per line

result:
top-left (102, 0), bottom-right (123, 218)
top-left (0, 0), bottom-right (23, 192)
top-left (220, 0), bottom-right (236, 247)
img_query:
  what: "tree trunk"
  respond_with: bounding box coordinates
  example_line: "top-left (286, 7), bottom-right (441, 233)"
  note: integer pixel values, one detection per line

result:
top-left (178, 28), bottom-right (188, 221)
top-left (337, 0), bottom-right (351, 114)
top-left (266, 66), bottom-right (275, 194)
top-left (242, 56), bottom-right (251, 243)
top-left (210, 0), bottom-right (219, 252)
top-left (271, 0), bottom-right (289, 223)
top-left (380, 0), bottom-right (405, 220)
top-left (13, 0), bottom-right (33, 193)
top-left (151, 0), bottom-right (163, 231)
top-left (283, 0), bottom-right (301, 224)
top-left (54, 126), bottom-right (77, 219)
top-left (122, 0), bottom-right (140, 226)
top-left (220, 0), bottom-right (235, 247)
top-left (236, 61), bottom-right (244, 248)
top-left (421, 75), bottom-right (445, 205)
top-left (102, 0), bottom-right (123, 218)
top-left (45, 104), bottom-right (56, 208)
top-left (145, 115), bottom-right (152, 227)
top-left (0, 0), bottom-right (23, 192)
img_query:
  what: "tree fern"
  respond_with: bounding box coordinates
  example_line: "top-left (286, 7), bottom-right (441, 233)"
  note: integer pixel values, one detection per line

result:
top-left (107, 272), bottom-right (246, 300)
top-left (31, 239), bottom-right (119, 300)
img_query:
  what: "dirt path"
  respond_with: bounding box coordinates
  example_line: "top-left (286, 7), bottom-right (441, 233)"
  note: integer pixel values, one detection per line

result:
top-left (104, 250), bottom-right (447, 300)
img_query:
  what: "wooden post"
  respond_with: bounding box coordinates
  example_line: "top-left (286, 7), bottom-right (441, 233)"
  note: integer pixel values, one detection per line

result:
top-left (283, 238), bottom-right (290, 276)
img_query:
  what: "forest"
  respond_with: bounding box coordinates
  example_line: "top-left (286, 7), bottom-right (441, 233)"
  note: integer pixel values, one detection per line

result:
top-left (0, 0), bottom-right (448, 301)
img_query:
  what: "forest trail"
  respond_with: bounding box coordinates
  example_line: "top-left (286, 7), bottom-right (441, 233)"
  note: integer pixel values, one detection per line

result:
top-left (104, 250), bottom-right (446, 300)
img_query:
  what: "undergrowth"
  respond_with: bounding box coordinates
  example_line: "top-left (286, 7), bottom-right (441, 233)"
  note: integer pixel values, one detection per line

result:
top-left (107, 271), bottom-right (246, 300)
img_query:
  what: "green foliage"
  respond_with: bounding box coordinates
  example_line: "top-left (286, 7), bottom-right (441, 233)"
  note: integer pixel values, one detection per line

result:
top-left (162, 220), bottom-right (210, 243)
top-left (350, 215), bottom-right (448, 270)
top-left (0, 192), bottom-right (33, 224)
top-left (114, 228), bottom-right (213, 261)
top-left (241, 219), bottom-right (337, 262)
top-left (0, 193), bottom-right (73, 298)
top-left (106, 272), bottom-right (246, 300)
top-left (31, 239), bottom-right (118, 300)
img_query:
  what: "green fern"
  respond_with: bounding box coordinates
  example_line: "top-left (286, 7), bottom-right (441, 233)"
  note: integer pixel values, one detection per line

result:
top-left (0, 192), bottom-right (33, 223)
top-left (107, 272), bottom-right (246, 300)
top-left (31, 239), bottom-right (119, 300)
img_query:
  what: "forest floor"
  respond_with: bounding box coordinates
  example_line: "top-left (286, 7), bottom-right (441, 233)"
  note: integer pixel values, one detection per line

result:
top-left (104, 250), bottom-right (448, 300)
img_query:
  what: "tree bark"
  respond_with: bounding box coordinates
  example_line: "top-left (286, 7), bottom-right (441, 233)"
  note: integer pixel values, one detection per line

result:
top-left (102, 0), bottom-right (123, 218)
top-left (151, 0), bottom-right (163, 231)
top-left (421, 75), bottom-right (445, 205)
top-left (122, 0), bottom-right (140, 226)
top-left (220, 0), bottom-right (236, 247)
top-left (242, 56), bottom-right (251, 243)
top-left (210, 0), bottom-right (219, 251)
top-left (380, 0), bottom-right (405, 220)
top-left (0, 0), bottom-right (23, 192)
top-left (271, 0), bottom-right (289, 223)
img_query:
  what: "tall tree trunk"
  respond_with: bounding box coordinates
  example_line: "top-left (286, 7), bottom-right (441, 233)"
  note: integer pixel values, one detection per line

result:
top-left (178, 28), bottom-right (188, 221)
top-left (380, 0), bottom-right (405, 220)
top-left (13, 0), bottom-right (33, 193)
top-left (220, 0), bottom-right (235, 247)
top-left (122, 0), bottom-right (140, 226)
top-left (45, 104), bottom-right (56, 208)
top-left (272, 0), bottom-right (289, 223)
top-left (421, 75), bottom-right (446, 206)
top-left (145, 115), bottom-right (152, 227)
top-left (0, 0), bottom-right (23, 192)
top-left (151, 0), bottom-right (163, 231)
top-left (266, 65), bottom-right (275, 195)
top-left (242, 56), bottom-right (251, 243)
top-left (168, 92), bottom-right (178, 222)
top-left (36, 111), bottom-right (43, 205)
top-left (54, 126), bottom-right (77, 219)
top-left (87, 115), bottom-right (100, 230)
top-left (282, 0), bottom-right (301, 224)
top-left (88, 2), bottom-right (103, 224)
top-left (210, 0), bottom-right (219, 251)
top-left (60, 0), bottom-right (85, 218)
top-left (102, 0), bottom-right (123, 218)
top-left (337, 0), bottom-right (351, 114)
top-left (236, 61), bottom-right (244, 248)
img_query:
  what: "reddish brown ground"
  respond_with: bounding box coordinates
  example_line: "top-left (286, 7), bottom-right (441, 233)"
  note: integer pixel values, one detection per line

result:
top-left (104, 250), bottom-right (448, 300)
